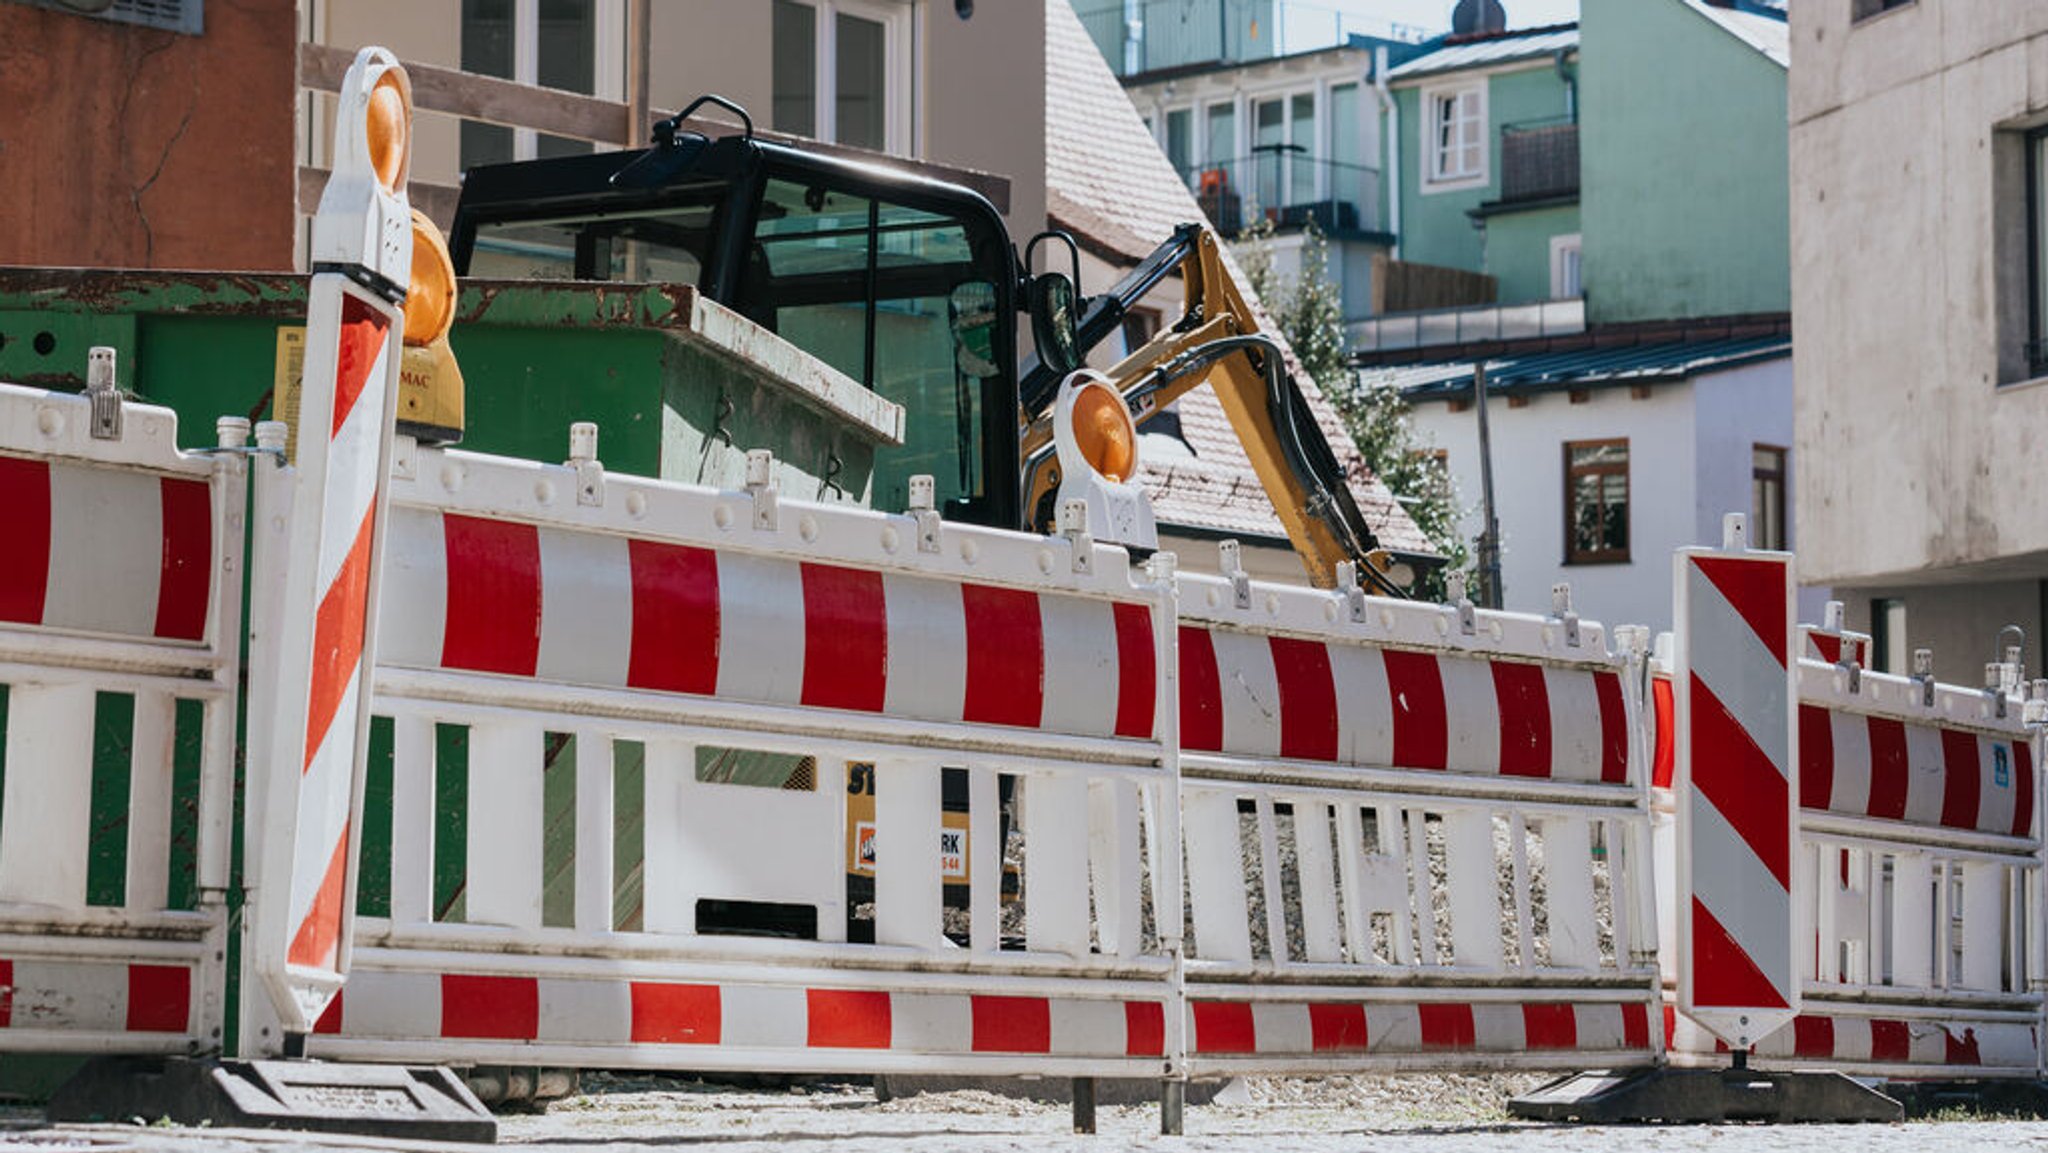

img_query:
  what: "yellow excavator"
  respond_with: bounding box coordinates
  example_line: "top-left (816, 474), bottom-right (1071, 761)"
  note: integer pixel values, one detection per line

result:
top-left (444, 96), bottom-right (1413, 597)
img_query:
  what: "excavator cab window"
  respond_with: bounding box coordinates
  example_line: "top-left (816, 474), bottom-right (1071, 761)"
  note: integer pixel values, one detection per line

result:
top-left (449, 132), bottom-right (1020, 529)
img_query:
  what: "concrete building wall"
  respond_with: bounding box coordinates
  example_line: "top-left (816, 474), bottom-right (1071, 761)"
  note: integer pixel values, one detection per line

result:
top-left (1840, 581), bottom-right (2043, 685)
top-left (928, 0), bottom-right (1047, 239)
top-left (1408, 380), bottom-right (1697, 632)
top-left (1394, 62), bottom-right (1573, 292)
top-left (1482, 201), bottom-right (1578, 304)
top-left (1579, 0), bottom-right (1789, 325)
top-left (1788, 2), bottom-right (2048, 683)
top-left (0, 1), bottom-right (299, 270)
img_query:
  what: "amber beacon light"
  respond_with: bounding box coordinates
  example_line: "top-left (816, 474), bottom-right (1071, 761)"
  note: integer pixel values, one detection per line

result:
top-left (1052, 370), bottom-right (1157, 551)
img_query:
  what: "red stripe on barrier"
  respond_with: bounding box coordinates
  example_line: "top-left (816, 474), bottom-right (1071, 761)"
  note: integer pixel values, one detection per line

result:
top-left (629, 982), bottom-right (721, 1044)
top-left (1945, 1025), bottom-right (1983, 1065)
top-left (331, 295), bottom-right (390, 437)
top-left (1811, 633), bottom-right (1843, 664)
top-left (0, 959), bottom-right (13, 1027)
top-left (441, 515), bottom-right (542, 676)
top-left (1417, 1003), bottom-right (1475, 1049)
top-left (1595, 671), bottom-right (1629, 784)
top-left (960, 585), bottom-right (1042, 728)
top-left (314, 990), bottom-right (343, 1035)
top-left (154, 477), bottom-right (212, 641)
top-left (1690, 897), bottom-right (1789, 1010)
top-left (1651, 676), bottom-right (1675, 789)
top-left (1124, 1001), bottom-right (1165, 1057)
top-left (627, 540), bottom-right (719, 695)
top-left (969, 995), bottom-right (1051, 1054)
top-left (1798, 705), bottom-right (1834, 811)
top-left (1661, 1004), bottom-right (1676, 1052)
top-left (1868, 1018), bottom-right (1910, 1063)
top-left (1178, 627), bottom-right (1224, 752)
top-left (1622, 1002), bottom-right (1649, 1049)
top-left (0, 457), bottom-right (51, 624)
top-left (2015, 741), bottom-right (2035, 839)
top-left (125, 965), bottom-right (190, 1033)
top-left (1270, 637), bottom-right (1338, 762)
top-left (1191, 1001), bottom-right (1255, 1054)
top-left (1690, 676), bottom-right (1791, 887)
top-left (303, 505), bottom-right (375, 772)
top-left (1792, 1015), bottom-right (1833, 1059)
top-left (1111, 603), bottom-right (1156, 739)
top-left (1309, 1003), bottom-right (1368, 1053)
top-left (1492, 662), bottom-right (1551, 778)
top-left (1693, 555), bottom-right (1788, 667)
top-left (442, 974), bottom-right (539, 1040)
top-left (286, 827), bottom-right (350, 970)
top-left (1384, 650), bottom-right (1448, 770)
top-left (1521, 1003), bottom-right (1575, 1050)
top-left (1866, 717), bottom-right (1909, 820)
top-left (1939, 729), bottom-right (1982, 831)
top-left (807, 988), bottom-right (891, 1049)
top-left (799, 563), bottom-right (886, 712)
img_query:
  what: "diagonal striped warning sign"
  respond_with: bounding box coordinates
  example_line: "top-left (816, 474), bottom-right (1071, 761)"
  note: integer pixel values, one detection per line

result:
top-left (1674, 516), bottom-right (1798, 1052)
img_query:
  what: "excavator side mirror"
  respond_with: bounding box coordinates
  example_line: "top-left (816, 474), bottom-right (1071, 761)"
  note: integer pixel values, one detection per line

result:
top-left (1029, 272), bottom-right (1081, 379)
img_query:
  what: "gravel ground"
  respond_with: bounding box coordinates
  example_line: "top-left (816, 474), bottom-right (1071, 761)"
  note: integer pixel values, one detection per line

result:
top-left (6, 1074), bottom-right (2048, 1152)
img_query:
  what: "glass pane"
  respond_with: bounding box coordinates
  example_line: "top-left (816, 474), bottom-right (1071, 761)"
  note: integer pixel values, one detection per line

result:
top-left (1206, 103), bottom-right (1236, 189)
top-left (1291, 93), bottom-right (1316, 208)
top-left (2035, 134), bottom-right (2048, 362)
top-left (1254, 100), bottom-right (1283, 213)
top-left (836, 12), bottom-right (889, 150)
top-left (467, 199), bottom-right (718, 283)
top-left (1571, 473), bottom-right (1603, 553)
top-left (536, 0), bottom-right (595, 93)
top-left (1602, 473), bottom-right (1628, 550)
top-left (1330, 83), bottom-right (1362, 221)
top-left (1166, 108), bottom-right (1193, 181)
top-left (461, 0), bottom-right (515, 170)
top-left (773, 0), bottom-right (817, 137)
top-left (1570, 441), bottom-right (1625, 468)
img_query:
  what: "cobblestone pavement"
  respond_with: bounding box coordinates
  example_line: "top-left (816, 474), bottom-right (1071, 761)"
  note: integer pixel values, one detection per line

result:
top-left (5, 1075), bottom-right (2048, 1152)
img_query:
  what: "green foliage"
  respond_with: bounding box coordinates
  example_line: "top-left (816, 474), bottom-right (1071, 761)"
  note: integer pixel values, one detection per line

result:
top-left (1237, 218), bottom-right (1468, 596)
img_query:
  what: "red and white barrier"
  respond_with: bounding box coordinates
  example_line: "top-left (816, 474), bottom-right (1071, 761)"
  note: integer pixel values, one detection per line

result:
top-left (241, 47), bottom-right (413, 1048)
top-left (1169, 568), bottom-right (1661, 1077)
top-left (0, 380), bottom-right (246, 1056)
top-left (1672, 519), bottom-right (1798, 1052)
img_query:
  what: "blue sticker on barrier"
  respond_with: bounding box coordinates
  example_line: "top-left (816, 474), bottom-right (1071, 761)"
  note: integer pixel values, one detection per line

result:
top-left (1996, 745), bottom-right (2011, 788)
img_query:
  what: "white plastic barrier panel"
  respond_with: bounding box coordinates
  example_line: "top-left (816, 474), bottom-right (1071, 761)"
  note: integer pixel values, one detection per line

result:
top-left (1656, 613), bottom-right (2044, 1077)
top-left (297, 434), bottom-right (1184, 1080)
top-left (240, 48), bottom-right (414, 1049)
top-left (0, 379), bottom-right (246, 1055)
top-left (1171, 566), bottom-right (1660, 1075)
top-left (1672, 517), bottom-right (1798, 1052)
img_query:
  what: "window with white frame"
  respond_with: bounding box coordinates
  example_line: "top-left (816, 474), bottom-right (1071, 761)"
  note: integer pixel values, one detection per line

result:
top-left (1425, 83), bottom-right (1486, 186)
top-left (1550, 232), bottom-right (1583, 299)
top-left (460, 0), bottom-right (625, 169)
top-left (772, 0), bottom-right (912, 154)
top-left (1251, 90), bottom-right (1318, 214)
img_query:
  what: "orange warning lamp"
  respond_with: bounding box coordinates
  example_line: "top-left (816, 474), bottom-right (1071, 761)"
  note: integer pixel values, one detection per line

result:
top-left (1051, 370), bottom-right (1156, 550)
top-left (1070, 382), bottom-right (1136, 483)
top-left (402, 210), bottom-right (456, 347)
top-left (365, 74), bottom-right (410, 194)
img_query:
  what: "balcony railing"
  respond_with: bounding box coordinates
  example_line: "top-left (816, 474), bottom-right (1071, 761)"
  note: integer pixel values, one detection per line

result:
top-left (1498, 118), bottom-right (1580, 204)
top-left (1172, 152), bottom-right (1377, 237)
top-left (1348, 298), bottom-right (1587, 354)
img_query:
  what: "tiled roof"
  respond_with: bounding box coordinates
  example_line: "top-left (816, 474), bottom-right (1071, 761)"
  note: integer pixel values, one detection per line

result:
top-left (1683, 0), bottom-right (1788, 68)
top-left (1384, 24), bottom-right (1578, 83)
top-left (1363, 334), bottom-right (1793, 401)
top-left (1044, 0), bottom-right (1435, 559)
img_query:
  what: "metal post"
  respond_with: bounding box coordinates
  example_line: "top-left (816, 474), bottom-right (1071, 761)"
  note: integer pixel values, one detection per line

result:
top-left (1474, 362), bottom-right (1503, 609)
top-left (1161, 1078), bottom-right (1185, 1137)
top-left (1072, 1077), bottom-right (1096, 1135)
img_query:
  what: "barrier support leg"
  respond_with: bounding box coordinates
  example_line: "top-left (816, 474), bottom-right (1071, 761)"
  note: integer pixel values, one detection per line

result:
top-left (1510, 1055), bottom-right (1903, 1124)
top-left (1071, 1078), bottom-right (1096, 1134)
top-left (1160, 1078), bottom-right (1184, 1136)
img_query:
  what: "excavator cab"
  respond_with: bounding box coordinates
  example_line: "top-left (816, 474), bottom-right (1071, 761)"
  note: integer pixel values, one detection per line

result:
top-left (449, 99), bottom-right (1026, 531)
